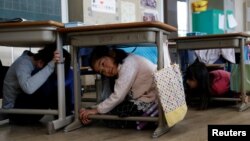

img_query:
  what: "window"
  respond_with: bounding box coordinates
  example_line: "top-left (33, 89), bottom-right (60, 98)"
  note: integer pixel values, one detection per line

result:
top-left (177, 1), bottom-right (188, 36)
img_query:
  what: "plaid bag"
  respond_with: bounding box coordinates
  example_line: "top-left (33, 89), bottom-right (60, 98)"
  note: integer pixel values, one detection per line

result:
top-left (153, 63), bottom-right (187, 127)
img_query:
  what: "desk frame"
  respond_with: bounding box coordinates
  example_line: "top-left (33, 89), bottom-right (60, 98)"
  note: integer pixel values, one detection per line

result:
top-left (0, 21), bottom-right (73, 134)
top-left (59, 22), bottom-right (177, 138)
top-left (173, 33), bottom-right (250, 111)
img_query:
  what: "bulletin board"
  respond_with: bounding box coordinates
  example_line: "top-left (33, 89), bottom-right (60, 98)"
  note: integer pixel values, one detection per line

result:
top-left (68, 0), bottom-right (163, 25)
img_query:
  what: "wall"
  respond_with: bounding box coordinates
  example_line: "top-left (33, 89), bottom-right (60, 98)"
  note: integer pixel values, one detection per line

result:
top-left (68, 0), bottom-right (163, 24)
top-left (234, 0), bottom-right (244, 32)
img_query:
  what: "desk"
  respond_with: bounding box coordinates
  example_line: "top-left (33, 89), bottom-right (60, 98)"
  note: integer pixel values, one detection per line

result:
top-left (0, 21), bottom-right (73, 134)
top-left (60, 21), bottom-right (177, 137)
top-left (59, 21), bottom-right (177, 138)
top-left (172, 33), bottom-right (250, 111)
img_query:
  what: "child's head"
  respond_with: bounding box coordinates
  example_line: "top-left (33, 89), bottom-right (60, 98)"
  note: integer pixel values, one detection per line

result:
top-left (33, 44), bottom-right (56, 68)
top-left (185, 60), bottom-right (210, 91)
top-left (33, 44), bottom-right (71, 73)
top-left (89, 46), bottom-right (128, 77)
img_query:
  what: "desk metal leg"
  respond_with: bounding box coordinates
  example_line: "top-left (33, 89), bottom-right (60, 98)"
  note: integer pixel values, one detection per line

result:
top-left (47, 33), bottom-right (74, 134)
top-left (152, 106), bottom-right (170, 138)
top-left (63, 117), bottom-right (82, 132)
top-left (64, 46), bottom-right (83, 132)
top-left (239, 38), bottom-right (250, 112)
top-left (47, 115), bottom-right (74, 134)
top-left (56, 33), bottom-right (66, 121)
top-left (239, 102), bottom-right (250, 112)
top-left (152, 31), bottom-right (170, 138)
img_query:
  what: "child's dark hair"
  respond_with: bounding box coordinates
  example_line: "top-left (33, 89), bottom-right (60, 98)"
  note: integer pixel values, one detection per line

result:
top-left (185, 60), bottom-right (212, 109)
top-left (62, 48), bottom-right (71, 73)
top-left (33, 44), bottom-right (57, 65)
top-left (89, 46), bottom-right (128, 70)
top-left (185, 60), bottom-right (211, 92)
top-left (32, 44), bottom-right (71, 73)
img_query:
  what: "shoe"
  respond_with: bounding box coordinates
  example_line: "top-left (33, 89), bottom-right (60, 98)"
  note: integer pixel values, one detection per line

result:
top-left (0, 114), bottom-right (9, 125)
top-left (239, 103), bottom-right (250, 112)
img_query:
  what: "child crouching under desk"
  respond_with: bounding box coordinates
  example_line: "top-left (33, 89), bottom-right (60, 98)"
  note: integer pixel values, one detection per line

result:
top-left (184, 60), bottom-right (238, 110)
top-left (79, 46), bottom-right (158, 129)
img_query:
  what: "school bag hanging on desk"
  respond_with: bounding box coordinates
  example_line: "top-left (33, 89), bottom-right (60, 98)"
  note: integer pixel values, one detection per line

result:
top-left (230, 64), bottom-right (250, 93)
top-left (153, 42), bottom-right (187, 127)
top-left (230, 45), bottom-right (250, 93)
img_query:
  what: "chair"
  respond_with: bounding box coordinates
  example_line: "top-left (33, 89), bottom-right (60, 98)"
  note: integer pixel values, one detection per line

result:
top-left (79, 48), bottom-right (102, 103)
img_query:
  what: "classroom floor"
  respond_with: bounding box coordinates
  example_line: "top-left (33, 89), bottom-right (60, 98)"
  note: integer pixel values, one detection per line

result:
top-left (0, 100), bottom-right (250, 141)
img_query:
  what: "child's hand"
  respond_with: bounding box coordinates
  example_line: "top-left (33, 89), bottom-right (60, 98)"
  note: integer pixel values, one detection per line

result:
top-left (53, 50), bottom-right (64, 64)
top-left (79, 108), bottom-right (98, 125)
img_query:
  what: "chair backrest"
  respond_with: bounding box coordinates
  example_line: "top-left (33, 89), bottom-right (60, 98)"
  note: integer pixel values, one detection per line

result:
top-left (206, 64), bottom-right (225, 72)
